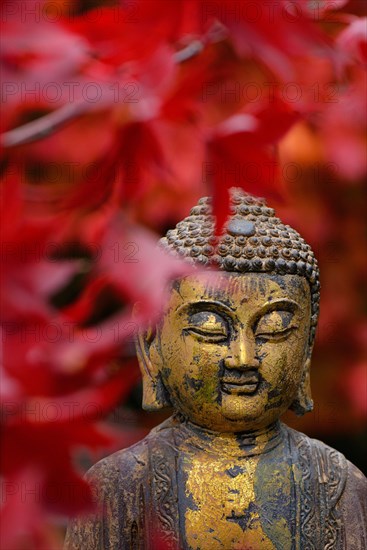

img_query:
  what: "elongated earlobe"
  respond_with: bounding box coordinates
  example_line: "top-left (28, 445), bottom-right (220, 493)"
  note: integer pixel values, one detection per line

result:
top-left (135, 327), bottom-right (171, 411)
top-left (289, 358), bottom-right (313, 416)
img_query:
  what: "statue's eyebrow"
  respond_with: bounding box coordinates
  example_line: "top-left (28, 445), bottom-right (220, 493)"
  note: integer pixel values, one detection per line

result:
top-left (175, 300), bottom-right (235, 315)
top-left (258, 298), bottom-right (301, 314)
top-left (250, 299), bottom-right (301, 329)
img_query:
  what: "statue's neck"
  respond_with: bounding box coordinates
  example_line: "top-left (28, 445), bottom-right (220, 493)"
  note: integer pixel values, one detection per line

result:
top-left (174, 414), bottom-right (284, 458)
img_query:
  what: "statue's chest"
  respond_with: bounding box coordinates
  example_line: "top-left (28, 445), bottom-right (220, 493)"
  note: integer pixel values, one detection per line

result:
top-left (177, 450), bottom-right (294, 550)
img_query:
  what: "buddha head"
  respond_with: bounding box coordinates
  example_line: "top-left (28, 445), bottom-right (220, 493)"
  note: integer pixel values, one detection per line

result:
top-left (136, 188), bottom-right (320, 432)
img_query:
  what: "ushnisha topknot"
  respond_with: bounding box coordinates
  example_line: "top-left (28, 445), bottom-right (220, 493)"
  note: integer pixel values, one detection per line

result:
top-left (159, 187), bottom-right (320, 347)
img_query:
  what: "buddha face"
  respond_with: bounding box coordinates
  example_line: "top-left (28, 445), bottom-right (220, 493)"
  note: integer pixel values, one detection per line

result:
top-left (148, 272), bottom-right (311, 432)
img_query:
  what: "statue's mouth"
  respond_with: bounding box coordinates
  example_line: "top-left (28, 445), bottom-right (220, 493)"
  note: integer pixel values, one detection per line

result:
top-left (220, 369), bottom-right (261, 395)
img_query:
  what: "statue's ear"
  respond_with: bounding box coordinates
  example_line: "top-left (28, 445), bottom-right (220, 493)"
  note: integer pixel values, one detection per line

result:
top-left (135, 313), bottom-right (172, 411)
top-left (289, 358), bottom-right (313, 416)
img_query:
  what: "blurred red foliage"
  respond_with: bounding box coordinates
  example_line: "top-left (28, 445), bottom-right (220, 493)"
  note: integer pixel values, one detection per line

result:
top-left (1, 0), bottom-right (366, 547)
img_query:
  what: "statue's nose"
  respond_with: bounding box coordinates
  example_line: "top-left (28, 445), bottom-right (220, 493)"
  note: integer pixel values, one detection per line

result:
top-left (224, 332), bottom-right (260, 369)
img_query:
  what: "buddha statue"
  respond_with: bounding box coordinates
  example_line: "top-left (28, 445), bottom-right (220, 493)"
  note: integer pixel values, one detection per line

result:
top-left (65, 189), bottom-right (366, 550)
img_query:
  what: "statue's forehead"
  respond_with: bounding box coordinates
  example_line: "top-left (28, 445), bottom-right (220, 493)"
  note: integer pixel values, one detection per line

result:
top-left (171, 272), bottom-right (310, 307)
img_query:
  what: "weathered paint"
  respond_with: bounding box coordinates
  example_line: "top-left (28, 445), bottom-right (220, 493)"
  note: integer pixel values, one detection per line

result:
top-left (151, 273), bottom-right (311, 434)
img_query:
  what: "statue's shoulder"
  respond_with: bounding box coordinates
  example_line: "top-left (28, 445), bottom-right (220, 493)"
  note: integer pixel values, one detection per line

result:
top-left (85, 415), bottom-right (177, 493)
top-left (64, 418), bottom-right (179, 550)
top-left (84, 437), bottom-right (149, 492)
top-left (286, 424), bottom-right (364, 471)
top-left (284, 424), bottom-right (366, 500)
top-left (283, 425), bottom-right (366, 548)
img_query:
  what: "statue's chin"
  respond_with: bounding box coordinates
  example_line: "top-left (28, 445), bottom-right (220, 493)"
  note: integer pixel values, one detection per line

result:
top-left (173, 390), bottom-right (287, 433)
top-left (219, 393), bottom-right (279, 431)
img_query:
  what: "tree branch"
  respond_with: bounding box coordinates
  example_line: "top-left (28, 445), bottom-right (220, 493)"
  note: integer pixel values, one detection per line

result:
top-left (1, 41), bottom-right (204, 149)
top-left (173, 40), bottom-right (203, 63)
top-left (1, 100), bottom-right (90, 148)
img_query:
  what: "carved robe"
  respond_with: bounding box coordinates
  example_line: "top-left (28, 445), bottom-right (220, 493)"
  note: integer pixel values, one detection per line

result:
top-left (64, 416), bottom-right (367, 549)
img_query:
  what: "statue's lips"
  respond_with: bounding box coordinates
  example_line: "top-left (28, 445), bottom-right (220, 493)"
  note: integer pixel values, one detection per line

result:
top-left (220, 370), bottom-right (260, 395)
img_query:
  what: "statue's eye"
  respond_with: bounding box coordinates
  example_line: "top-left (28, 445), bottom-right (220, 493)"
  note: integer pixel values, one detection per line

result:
top-left (255, 310), bottom-right (297, 341)
top-left (185, 311), bottom-right (228, 342)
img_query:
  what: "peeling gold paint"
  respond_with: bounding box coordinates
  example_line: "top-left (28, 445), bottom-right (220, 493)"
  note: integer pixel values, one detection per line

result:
top-left (152, 273), bottom-right (311, 433)
top-left (185, 455), bottom-right (277, 549)
top-left (140, 272), bottom-right (311, 546)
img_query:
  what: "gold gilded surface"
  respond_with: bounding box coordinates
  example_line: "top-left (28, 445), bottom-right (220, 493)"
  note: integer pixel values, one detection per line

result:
top-left (153, 273), bottom-right (311, 434)
top-left (181, 440), bottom-right (292, 549)
top-left (64, 190), bottom-right (367, 550)
top-left (155, 272), bottom-right (303, 548)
